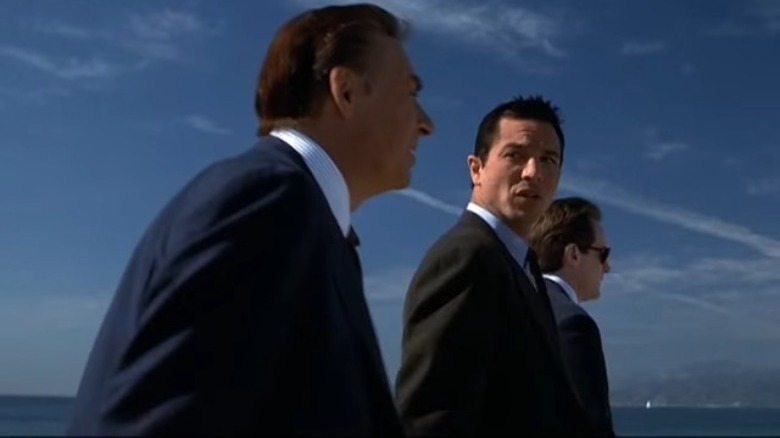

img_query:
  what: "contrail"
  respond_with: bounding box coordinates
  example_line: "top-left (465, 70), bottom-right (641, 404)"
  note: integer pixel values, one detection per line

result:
top-left (394, 188), bottom-right (462, 216)
top-left (396, 178), bottom-right (780, 258)
top-left (560, 175), bottom-right (780, 258)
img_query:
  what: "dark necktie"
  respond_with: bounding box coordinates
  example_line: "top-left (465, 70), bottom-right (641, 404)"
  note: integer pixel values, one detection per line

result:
top-left (346, 227), bottom-right (362, 276)
top-left (522, 251), bottom-right (538, 291)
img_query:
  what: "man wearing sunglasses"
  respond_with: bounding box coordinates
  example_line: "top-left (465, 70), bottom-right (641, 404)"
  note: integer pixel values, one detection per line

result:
top-left (528, 196), bottom-right (615, 437)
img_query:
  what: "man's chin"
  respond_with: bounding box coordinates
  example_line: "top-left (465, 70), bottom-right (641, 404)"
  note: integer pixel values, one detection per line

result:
top-left (380, 173), bottom-right (411, 194)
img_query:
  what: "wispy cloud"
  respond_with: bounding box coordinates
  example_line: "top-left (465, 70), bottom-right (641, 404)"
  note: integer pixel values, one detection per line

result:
top-left (181, 115), bottom-right (232, 135)
top-left (29, 19), bottom-right (96, 39)
top-left (365, 266), bottom-right (415, 303)
top-left (123, 9), bottom-right (220, 62)
top-left (641, 128), bottom-right (690, 162)
top-left (604, 254), bottom-right (780, 334)
top-left (645, 142), bottom-right (689, 161)
top-left (746, 177), bottom-right (780, 196)
top-left (751, 0), bottom-right (780, 33)
top-left (0, 46), bottom-right (121, 80)
top-left (607, 254), bottom-right (780, 295)
top-left (620, 40), bottom-right (666, 56)
top-left (707, 0), bottom-right (780, 37)
top-left (394, 188), bottom-right (462, 216)
top-left (561, 174), bottom-right (780, 258)
top-left (292, 0), bottom-right (571, 62)
top-left (0, 86), bottom-right (71, 105)
top-left (12, 8), bottom-right (221, 82)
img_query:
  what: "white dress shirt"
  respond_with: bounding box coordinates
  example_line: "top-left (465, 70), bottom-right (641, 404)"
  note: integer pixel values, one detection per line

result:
top-left (466, 202), bottom-right (537, 290)
top-left (543, 273), bottom-right (579, 303)
top-left (270, 128), bottom-right (351, 237)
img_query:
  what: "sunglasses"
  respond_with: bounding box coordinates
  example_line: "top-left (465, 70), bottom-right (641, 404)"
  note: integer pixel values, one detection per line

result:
top-left (587, 246), bottom-right (611, 264)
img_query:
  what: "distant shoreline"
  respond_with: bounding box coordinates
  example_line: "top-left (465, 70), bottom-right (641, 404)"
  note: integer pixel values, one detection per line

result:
top-left (2, 395), bottom-right (780, 410)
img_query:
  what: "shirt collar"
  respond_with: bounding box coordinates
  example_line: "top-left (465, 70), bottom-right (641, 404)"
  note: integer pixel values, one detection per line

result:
top-left (543, 273), bottom-right (579, 303)
top-left (466, 202), bottom-right (529, 269)
top-left (270, 128), bottom-right (351, 237)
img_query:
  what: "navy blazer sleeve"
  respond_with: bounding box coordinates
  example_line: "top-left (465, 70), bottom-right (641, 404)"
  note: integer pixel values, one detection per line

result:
top-left (71, 167), bottom-right (324, 435)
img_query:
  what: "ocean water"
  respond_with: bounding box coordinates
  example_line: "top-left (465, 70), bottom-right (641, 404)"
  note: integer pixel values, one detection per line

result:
top-left (2, 396), bottom-right (780, 436)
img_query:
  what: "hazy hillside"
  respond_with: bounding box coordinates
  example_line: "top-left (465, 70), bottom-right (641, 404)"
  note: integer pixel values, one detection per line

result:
top-left (611, 361), bottom-right (780, 407)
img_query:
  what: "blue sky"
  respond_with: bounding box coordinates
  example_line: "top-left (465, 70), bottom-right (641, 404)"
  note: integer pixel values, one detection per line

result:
top-left (0, 0), bottom-right (778, 396)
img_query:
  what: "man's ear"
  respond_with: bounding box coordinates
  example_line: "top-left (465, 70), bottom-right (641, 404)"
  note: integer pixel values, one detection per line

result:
top-left (328, 66), bottom-right (358, 119)
top-left (467, 155), bottom-right (482, 186)
top-left (563, 243), bottom-right (579, 266)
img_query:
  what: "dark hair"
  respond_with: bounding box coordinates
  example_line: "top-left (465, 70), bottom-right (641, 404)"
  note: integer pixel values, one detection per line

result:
top-left (472, 95), bottom-right (565, 164)
top-left (528, 196), bottom-right (601, 273)
top-left (255, 3), bottom-right (408, 135)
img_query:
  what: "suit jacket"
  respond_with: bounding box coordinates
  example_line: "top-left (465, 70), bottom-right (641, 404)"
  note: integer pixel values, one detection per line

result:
top-left (395, 211), bottom-right (592, 436)
top-left (545, 278), bottom-right (615, 436)
top-left (68, 136), bottom-right (401, 436)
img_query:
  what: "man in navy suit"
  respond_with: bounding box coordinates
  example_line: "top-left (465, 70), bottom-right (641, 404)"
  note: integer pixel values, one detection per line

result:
top-left (68, 3), bottom-right (434, 435)
top-left (529, 196), bottom-right (615, 436)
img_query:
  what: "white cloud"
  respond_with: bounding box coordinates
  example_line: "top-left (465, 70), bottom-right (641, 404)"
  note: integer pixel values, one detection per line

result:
top-left (181, 115), bottom-right (232, 135)
top-left (752, 0), bottom-right (780, 32)
top-left (561, 174), bottom-right (780, 258)
top-left (0, 46), bottom-right (121, 80)
top-left (644, 142), bottom-right (689, 161)
top-left (29, 19), bottom-right (96, 39)
top-left (13, 8), bottom-right (221, 82)
top-left (620, 40), bottom-right (666, 56)
top-left (602, 254), bottom-right (780, 335)
top-left (123, 9), bottom-right (220, 62)
top-left (128, 9), bottom-right (205, 40)
top-left (707, 0), bottom-right (780, 37)
top-left (365, 266), bottom-right (415, 303)
top-left (292, 0), bottom-right (570, 61)
top-left (394, 188), bottom-right (462, 216)
top-left (746, 177), bottom-right (780, 196)
top-left (641, 128), bottom-right (690, 161)
top-left (0, 86), bottom-right (71, 105)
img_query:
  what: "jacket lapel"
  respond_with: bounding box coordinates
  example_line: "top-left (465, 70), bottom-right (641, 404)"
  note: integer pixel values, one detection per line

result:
top-left (459, 213), bottom-right (562, 358)
top-left (329, 231), bottom-right (394, 403)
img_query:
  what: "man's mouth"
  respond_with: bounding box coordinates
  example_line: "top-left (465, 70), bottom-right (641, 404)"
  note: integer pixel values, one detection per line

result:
top-left (516, 189), bottom-right (540, 199)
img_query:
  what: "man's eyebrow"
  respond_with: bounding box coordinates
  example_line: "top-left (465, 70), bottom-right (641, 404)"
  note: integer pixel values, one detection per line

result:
top-left (504, 142), bottom-right (561, 157)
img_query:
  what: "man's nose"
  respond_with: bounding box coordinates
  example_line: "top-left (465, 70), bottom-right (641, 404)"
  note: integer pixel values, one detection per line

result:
top-left (521, 157), bottom-right (541, 181)
top-left (417, 103), bottom-right (435, 136)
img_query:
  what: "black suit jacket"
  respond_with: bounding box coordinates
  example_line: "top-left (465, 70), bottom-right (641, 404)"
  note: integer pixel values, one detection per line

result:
top-left (395, 211), bottom-right (591, 435)
top-left (545, 278), bottom-right (615, 436)
top-left (68, 136), bottom-right (401, 435)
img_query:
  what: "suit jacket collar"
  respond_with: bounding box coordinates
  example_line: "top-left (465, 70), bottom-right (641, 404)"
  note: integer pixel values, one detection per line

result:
top-left (544, 274), bottom-right (579, 304)
top-left (465, 202), bottom-right (530, 269)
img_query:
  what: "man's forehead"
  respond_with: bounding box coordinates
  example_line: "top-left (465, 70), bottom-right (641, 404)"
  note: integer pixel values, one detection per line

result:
top-left (496, 127), bottom-right (561, 151)
top-left (499, 118), bottom-right (556, 135)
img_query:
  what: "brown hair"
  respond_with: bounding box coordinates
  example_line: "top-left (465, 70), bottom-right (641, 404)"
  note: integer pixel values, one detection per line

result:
top-left (528, 196), bottom-right (602, 273)
top-left (255, 3), bottom-right (408, 135)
